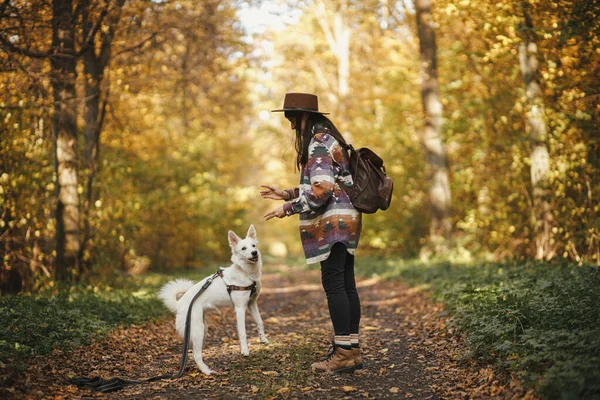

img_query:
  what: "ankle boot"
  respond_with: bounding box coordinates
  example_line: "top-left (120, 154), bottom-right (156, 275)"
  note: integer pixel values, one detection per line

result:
top-left (311, 344), bottom-right (355, 373)
top-left (352, 347), bottom-right (363, 370)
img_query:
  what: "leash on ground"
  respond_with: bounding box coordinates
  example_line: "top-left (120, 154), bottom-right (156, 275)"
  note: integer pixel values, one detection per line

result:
top-left (69, 271), bottom-right (221, 393)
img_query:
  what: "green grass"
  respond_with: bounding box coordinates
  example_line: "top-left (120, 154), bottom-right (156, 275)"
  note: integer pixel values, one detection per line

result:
top-left (0, 268), bottom-right (213, 374)
top-left (355, 257), bottom-right (600, 400)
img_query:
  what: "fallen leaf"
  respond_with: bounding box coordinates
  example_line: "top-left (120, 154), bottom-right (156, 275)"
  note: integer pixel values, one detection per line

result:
top-left (251, 385), bottom-right (259, 393)
top-left (66, 386), bottom-right (78, 393)
top-left (341, 386), bottom-right (357, 392)
top-left (261, 370), bottom-right (280, 377)
top-left (389, 387), bottom-right (400, 393)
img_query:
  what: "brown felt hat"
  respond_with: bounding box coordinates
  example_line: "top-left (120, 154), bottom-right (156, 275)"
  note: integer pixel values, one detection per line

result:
top-left (271, 92), bottom-right (329, 114)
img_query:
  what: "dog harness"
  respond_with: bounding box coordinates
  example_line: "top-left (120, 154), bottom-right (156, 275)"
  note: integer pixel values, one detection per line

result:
top-left (216, 268), bottom-right (257, 297)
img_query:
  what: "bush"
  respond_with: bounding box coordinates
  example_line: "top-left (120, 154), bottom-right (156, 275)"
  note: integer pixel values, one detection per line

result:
top-left (358, 258), bottom-right (600, 398)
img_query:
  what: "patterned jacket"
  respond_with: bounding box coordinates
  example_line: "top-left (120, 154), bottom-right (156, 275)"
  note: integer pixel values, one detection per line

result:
top-left (282, 122), bottom-right (362, 264)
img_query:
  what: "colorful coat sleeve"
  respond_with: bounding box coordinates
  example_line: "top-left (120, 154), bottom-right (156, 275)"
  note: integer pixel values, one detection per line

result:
top-left (283, 139), bottom-right (336, 216)
top-left (284, 187), bottom-right (299, 200)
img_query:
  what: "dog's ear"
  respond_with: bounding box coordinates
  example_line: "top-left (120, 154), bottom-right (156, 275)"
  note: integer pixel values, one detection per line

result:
top-left (228, 230), bottom-right (240, 247)
top-left (247, 224), bottom-right (257, 240)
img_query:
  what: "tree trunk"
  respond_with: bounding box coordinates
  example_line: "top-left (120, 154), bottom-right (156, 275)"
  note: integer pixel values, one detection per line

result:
top-left (314, 0), bottom-right (351, 132)
top-left (80, 46), bottom-right (101, 268)
top-left (518, 1), bottom-right (553, 260)
top-left (52, 0), bottom-right (80, 281)
top-left (415, 0), bottom-right (452, 251)
top-left (334, 0), bottom-right (350, 119)
top-left (79, 0), bottom-right (124, 267)
top-left (80, 0), bottom-right (102, 268)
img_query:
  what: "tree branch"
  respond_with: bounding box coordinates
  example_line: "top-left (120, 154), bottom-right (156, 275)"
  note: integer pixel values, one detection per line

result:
top-left (0, 34), bottom-right (52, 59)
top-left (76, 0), bottom-right (111, 57)
top-left (114, 32), bottom-right (158, 56)
top-left (314, 0), bottom-right (338, 55)
top-left (99, 0), bottom-right (126, 65)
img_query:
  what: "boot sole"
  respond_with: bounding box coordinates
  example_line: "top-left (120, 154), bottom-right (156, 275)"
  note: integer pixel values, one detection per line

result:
top-left (332, 365), bottom-right (356, 374)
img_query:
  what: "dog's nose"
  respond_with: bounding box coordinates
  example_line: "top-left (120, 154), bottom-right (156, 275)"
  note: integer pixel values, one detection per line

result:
top-left (251, 251), bottom-right (258, 257)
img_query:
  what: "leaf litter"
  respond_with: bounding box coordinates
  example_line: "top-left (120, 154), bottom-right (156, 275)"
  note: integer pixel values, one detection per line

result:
top-left (3, 265), bottom-right (537, 399)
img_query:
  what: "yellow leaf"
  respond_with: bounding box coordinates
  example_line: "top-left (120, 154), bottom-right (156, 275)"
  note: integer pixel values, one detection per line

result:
top-left (277, 387), bottom-right (290, 394)
top-left (261, 370), bottom-right (280, 376)
top-left (389, 387), bottom-right (400, 393)
top-left (341, 386), bottom-right (357, 392)
top-left (251, 385), bottom-right (259, 393)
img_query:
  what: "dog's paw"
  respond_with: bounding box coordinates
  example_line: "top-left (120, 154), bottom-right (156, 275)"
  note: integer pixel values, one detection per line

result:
top-left (200, 366), bottom-right (213, 375)
top-left (260, 336), bottom-right (270, 345)
top-left (241, 348), bottom-right (250, 356)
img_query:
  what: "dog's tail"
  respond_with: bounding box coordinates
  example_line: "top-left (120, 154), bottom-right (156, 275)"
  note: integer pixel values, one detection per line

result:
top-left (158, 279), bottom-right (195, 313)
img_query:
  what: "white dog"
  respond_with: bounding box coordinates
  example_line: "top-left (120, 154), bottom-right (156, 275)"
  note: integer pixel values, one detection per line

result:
top-left (158, 225), bottom-right (269, 375)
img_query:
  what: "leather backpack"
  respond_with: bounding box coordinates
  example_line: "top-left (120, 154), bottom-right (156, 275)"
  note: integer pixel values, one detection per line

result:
top-left (339, 141), bottom-right (394, 214)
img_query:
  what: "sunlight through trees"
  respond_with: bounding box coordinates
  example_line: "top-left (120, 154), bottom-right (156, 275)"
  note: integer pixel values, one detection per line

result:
top-left (1, 0), bottom-right (599, 292)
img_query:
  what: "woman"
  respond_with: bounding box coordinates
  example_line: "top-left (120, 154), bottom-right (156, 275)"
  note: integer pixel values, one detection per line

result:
top-left (261, 92), bottom-right (363, 373)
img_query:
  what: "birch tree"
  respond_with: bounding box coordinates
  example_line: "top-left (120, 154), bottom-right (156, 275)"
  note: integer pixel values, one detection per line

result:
top-left (312, 0), bottom-right (351, 129)
top-left (51, 0), bottom-right (81, 280)
top-left (518, 1), bottom-right (553, 260)
top-left (414, 0), bottom-right (452, 252)
top-left (0, 0), bottom-right (109, 281)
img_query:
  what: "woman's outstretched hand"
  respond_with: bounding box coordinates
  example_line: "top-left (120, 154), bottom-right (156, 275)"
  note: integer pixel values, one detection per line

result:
top-left (264, 205), bottom-right (286, 221)
top-left (260, 185), bottom-right (288, 201)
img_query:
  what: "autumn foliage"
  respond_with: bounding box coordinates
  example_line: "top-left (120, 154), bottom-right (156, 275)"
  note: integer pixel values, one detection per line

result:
top-left (1, 0), bottom-right (599, 291)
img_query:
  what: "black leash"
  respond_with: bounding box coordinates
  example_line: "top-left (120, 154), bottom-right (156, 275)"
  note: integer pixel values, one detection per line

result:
top-left (69, 271), bottom-right (222, 393)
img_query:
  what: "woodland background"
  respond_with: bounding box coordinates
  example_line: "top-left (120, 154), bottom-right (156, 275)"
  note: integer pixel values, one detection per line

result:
top-left (1, 1), bottom-right (600, 398)
top-left (2, 0), bottom-right (599, 292)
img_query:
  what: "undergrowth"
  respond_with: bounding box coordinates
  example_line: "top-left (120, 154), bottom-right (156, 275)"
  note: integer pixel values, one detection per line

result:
top-left (0, 268), bottom-right (212, 376)
top-left (357, 257), bottom-right (600, 399)
top-left (3, 256), bottom-right (599, 399)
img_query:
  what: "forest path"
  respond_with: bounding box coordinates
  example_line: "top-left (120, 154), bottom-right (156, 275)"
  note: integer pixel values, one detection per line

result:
top-left (14, 265), bottom-right (535, 399)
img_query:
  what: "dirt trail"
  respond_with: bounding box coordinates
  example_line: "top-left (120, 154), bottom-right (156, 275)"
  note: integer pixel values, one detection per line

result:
top-left (8, 266), bottom-right (535, 399)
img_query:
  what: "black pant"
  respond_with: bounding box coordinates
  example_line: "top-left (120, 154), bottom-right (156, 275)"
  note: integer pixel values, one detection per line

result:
top-left (320, 242), bottom-right (361, 336)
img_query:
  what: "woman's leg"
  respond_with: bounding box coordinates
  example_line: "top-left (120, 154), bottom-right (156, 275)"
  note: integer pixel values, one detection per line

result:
top-left (343, 251), bottom-right (363, 368)
top-left (343, 251), bottom-right (361, 335)
top-left (320, 242), bottom-right (351, 339)
top-left (313, 242), bottom-right (356, 373)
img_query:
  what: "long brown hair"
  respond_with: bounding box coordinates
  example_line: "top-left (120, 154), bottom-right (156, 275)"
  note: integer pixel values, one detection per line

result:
top-left (292, 112), bottom-right (347, 171)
